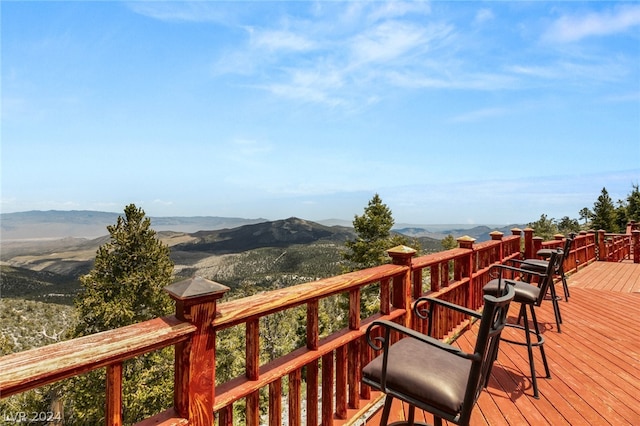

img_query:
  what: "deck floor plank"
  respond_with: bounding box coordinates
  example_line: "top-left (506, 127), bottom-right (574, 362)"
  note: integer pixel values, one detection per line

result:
top-left (364, 261), bottom-right (640, 426)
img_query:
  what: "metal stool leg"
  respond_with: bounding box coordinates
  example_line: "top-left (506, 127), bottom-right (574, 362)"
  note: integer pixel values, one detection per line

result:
top-left (529, 305), bottom-right (551, 379)
top-left (521, 306), bottom-right (540, 398)
top-left (548, 282), bottom-right (563, 332)
top-left (381, 395), bottom-right (393, 426)
top-left (560, 267), bottom-right (570, 301)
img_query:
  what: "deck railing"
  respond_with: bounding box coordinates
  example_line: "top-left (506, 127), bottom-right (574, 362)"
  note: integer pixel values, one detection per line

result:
top-left (0, 227), bottom-right (633, 426)
top-left (598, 228), bottom-right (640, 263)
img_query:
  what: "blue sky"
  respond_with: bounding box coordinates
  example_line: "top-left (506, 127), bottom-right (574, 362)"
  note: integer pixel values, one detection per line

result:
top-left (2, 1), bottom-right (639, 225)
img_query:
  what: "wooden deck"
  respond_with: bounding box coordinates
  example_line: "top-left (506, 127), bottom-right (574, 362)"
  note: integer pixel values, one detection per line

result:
top-left (362, 261), bottom-right (640, 425)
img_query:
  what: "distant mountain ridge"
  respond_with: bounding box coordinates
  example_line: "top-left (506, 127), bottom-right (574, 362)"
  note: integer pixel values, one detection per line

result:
top-left (395, 225), bottom-right (523, 242)
top-left (1, 210), bottom-right (523, 242)
top-left (0, 210), bottom-right (268, 240)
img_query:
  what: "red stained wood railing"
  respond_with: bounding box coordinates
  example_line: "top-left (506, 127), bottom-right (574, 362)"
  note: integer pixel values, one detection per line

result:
top-left (409, 230), bottom-right (521, 340)
top-left (0, 316), bottom-right (196, 399)
top-left (211, 262), bottom-right (409, 425)
top-left (1, 229), bottom-right (618, 426)
top-left (598, 229), bottom-right (634, 262)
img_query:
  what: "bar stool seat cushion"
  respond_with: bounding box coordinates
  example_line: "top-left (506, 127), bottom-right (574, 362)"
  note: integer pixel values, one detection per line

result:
top-left (520, 259), bottom-right (548, 272)
top-left (484, 279), bottom-right (540, 304)
top-left (362, 337), bottom-right (471, 415)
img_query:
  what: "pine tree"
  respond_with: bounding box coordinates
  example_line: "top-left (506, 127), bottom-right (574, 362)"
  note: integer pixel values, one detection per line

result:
top-left (579, 207), bottom-right (592, 227)
top-left (592, 188), bottom-right (618, 232)
top-left (626, 183), bottom-right (640, 222)
top-left (614, 200), bottom-right (628, 233)
top-left (441, 234), bottom-right (457, 250)
top-left (528, 214), bottom-right (559, 241)
top-left (65, 204), bottom-right (175, 424)
top-left (558, 216), bottom-right (580, 235)
top-left (343, 194), bottom-right (407, 271)
top-left (341, 194), bottom-right (410, 321)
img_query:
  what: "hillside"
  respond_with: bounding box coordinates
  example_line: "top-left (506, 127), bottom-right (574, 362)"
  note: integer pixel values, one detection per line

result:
top-left (0, 265), bottom-right (79, 304)
top-left (0, 217), bottom-right (356, 301)
top-left (176, 217), bottom-right (354, 254)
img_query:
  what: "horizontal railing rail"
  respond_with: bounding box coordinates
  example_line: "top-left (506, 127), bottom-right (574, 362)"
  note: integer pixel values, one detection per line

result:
top-left (1, 227), bottom-right (629, 426)
top-left (0, 316), bottom-right (195, 399)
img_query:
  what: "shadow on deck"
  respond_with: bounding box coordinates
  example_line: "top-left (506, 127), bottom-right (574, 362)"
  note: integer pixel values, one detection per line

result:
top-left (362, 261), bottom-right (640, 426)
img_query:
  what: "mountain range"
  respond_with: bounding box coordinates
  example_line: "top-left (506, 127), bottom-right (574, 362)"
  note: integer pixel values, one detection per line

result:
top-left (0, 211), bottom-right (524, 305)
top-left (1, 210), bottom-right (521, 242)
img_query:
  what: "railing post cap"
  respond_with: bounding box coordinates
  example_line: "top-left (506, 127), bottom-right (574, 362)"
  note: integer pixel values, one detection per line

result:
top-left (532, 236), bottom-right (543, 241)
top-left (386, 245), bottom-right (417, 266)
top-left (164, 276), bottom-right (230, 303)
top-left (511, 228), bottom-right (522, 235)
top-left (489, 230), bottom-right (504, 240)
top-left (457, 235), bottom-right (476, 249)
top-left (554, 233), bottom-right (565, 240)
top-left (386, 245), bottom-right (417, 256)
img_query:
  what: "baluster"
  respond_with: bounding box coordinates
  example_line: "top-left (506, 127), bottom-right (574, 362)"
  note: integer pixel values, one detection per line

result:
top-left (306, 361), bottom-right (319, 426)
top-left (289, 370), bottom-right (302, 426)
top-left (269, 379), bottom-right (282, 426)
top-left (218, 404), bottom-right (233, 426)
top-left (321, 353), bottom-right (334, 426)
top-left (335, 346), bottom-right (347, 419)
top-left (106, 362), bottom-right (123, 426)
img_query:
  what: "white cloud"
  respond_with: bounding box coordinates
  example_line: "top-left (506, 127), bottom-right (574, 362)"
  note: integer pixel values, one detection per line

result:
top-left (249, 28), bottom-right (317, 52)
top-left (350, 21), bottom-right (429, 65)
top-left (366, 0), bottom-right (431, 24)
top-left (127, 1), bottom-right (229, 23)
top-left (449, 107), bottom-right (508, 123)
top-left (544, 5), bottom-right (640, 43)
top-left (474, 8), bottom-right (494, 25)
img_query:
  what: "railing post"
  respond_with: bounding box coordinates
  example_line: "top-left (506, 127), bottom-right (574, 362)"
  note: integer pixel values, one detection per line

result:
top-left (511, 228), bottom-right (522, 260)
top-left (633, 230), bottom-right (640, 264)
top-left (164, 276), bottom-right (230, 425)
top-left (597, 229), bottom-right (606, 261)
top-left (490, 231), bottom-right (504, 263)
top-left (524, 228), bottom-right (534, 259)
top-left (584, 230), bottom-right (595, 265)
top-left (387, 245), bottom-right (417, 326)
top-left (457, 236), bottom-right (476, 309)
top-left (627, 220), bottom-right (637, 234)
top-left (532, 236), bottom-right (543, 257)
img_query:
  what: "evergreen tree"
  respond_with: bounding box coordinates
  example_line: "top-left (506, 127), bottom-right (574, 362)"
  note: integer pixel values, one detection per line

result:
top-left (441, 234), bottom-right (457, 250)
top-left (65, 204), bottom-right (175, 424)
top-left (341, 194), bottom-right (409, 320)
top-left (626, 183), bottom-right (640, 222)
top-left (592, 187), bottom-right (618, 232)
top-left (342, 194), bottom-right (408, 270)
top-left (579, 207), bottom-right (592, 227)
top-left (528, 214), bottom-right (558, 241)
top-left (614, 200), bottom-right (628, 233)
top-left (557, 216), bottom-right (580, 236)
